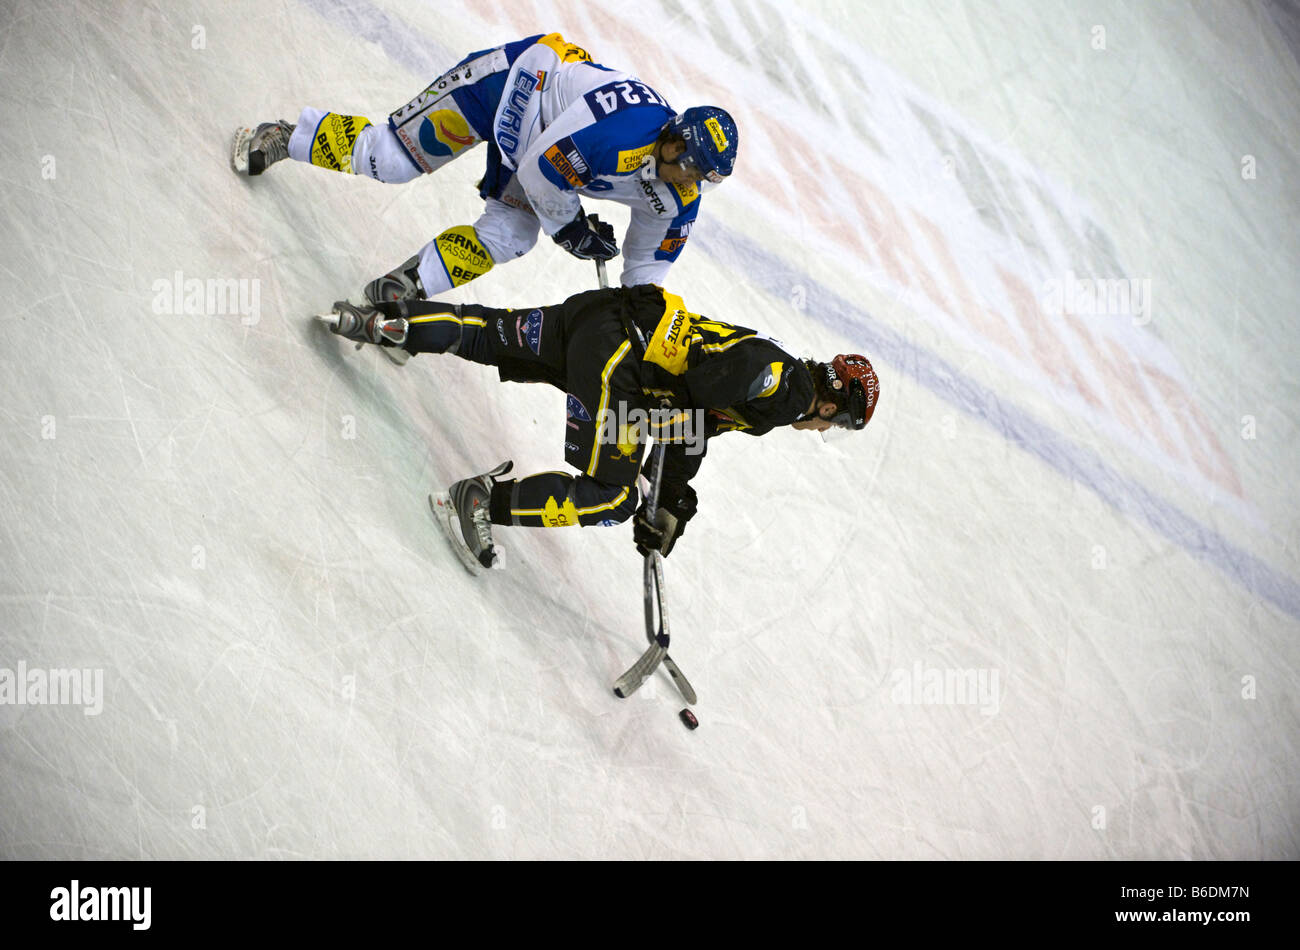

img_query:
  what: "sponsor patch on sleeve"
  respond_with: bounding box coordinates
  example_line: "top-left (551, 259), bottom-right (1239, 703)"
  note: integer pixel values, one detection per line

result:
top-left (748, 362), bottom-right (784, 400)
top-left (616, 143), bottom-right (654, 173)
top-left (655, 220), bottom-right (693, 261)
top-left (515, 309), bottom-right (545, 354)
top-left (566, 394), bottom-right (592, 423)
top-left (670, 181), bottom-right (699, 206)
top-left (543, 136), bottom-right (593, 188)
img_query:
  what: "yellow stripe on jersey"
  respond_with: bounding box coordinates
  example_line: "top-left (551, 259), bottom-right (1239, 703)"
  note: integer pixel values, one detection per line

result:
top-left (406, 312), bottom-right (486, 327)
top-left (578, 486), bottom-right (630, 515)
top-left (587, 340), bottom-right (633, 476)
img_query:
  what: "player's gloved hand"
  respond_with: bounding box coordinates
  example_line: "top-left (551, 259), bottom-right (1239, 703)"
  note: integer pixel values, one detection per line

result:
top-left (633, 481), bottom-right (697, 557)
top-left (552, 209), bottom-right (619, 261)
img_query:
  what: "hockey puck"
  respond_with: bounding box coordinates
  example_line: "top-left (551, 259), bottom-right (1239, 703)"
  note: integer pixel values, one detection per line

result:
top-left (678, 708), bottom-right (699, 730)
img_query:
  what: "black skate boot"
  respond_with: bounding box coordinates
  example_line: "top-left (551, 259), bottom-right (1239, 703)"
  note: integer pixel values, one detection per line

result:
top-left (231, 120), bottom-right (295, 176)
top-left (316, 300), bottom-right (411, 365)
top-left (430, 461), bottom-right (514, 574)
top-left (363, 253), bottom-right (426, 305)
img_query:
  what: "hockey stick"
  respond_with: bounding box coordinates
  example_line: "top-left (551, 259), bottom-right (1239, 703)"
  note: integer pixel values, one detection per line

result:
top-left (613, 440), bottom-right (670, 698)
top-left (592, 252), bottom-right (695, 703)
top-left (636, 442), bottom-right (696, 703)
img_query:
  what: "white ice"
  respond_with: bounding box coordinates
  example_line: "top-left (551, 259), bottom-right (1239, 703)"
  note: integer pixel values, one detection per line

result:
top-left (1, 0), bottom-right (1297, 859)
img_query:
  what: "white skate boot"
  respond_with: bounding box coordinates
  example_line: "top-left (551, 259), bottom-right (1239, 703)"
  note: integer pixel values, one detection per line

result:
top-left (231, 120), bottom-right (295, 176)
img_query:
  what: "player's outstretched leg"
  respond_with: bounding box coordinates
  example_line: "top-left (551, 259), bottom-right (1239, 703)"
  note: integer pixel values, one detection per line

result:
top-left (231, 120), bottom-right (295, 176)
top-left (431, 461), bottom-right (515, 573)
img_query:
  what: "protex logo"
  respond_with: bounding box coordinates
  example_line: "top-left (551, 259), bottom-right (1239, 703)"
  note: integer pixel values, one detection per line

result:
top-left (50, 880), bottom-right (151, 930)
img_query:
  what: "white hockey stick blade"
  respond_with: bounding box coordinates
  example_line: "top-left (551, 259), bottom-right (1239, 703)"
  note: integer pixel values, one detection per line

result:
top-left (612, 641), bottom-right (667, 698)
top-left (662, 655), bottom-right (697, 705)
top-left (428, 493), bottom-right (503, 576)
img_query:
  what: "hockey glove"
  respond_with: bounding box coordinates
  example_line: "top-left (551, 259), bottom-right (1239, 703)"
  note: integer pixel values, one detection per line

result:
top-left (552, 209), bottom-right (619, 261)
top-left (633, 481), bottom-right (697, 557)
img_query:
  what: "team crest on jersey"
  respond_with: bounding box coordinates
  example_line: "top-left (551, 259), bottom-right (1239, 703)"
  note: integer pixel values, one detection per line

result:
top-left (515, 309), bottom-right (544, 354)
top-left (566, 394), bottom-right (591, 423)
top-left (419, 109), bottom-right (476, 158)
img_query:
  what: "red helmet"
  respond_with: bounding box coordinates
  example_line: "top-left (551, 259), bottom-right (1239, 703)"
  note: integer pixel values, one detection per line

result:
top-left (826, 354), bottom-right (879, 430)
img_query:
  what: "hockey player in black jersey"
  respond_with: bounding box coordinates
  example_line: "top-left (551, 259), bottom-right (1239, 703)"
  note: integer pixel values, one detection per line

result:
top-left (319, 284), bottom-right (879, 571)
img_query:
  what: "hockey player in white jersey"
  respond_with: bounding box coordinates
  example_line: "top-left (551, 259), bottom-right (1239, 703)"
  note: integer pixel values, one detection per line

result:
top-left (231, 33), bottom-right (738, 308)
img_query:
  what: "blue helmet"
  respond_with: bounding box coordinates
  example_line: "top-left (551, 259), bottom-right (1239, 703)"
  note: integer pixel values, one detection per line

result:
top-left (665, 106), bottom-right (737, 183)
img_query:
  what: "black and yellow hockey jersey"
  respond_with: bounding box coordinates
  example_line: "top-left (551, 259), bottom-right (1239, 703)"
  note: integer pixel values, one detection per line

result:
top-left (620, 284), bottom-right (816, 488)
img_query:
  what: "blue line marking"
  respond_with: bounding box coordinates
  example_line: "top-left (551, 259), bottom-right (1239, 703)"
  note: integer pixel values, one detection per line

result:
top-left (698, 225), bottom-right (1300, 620)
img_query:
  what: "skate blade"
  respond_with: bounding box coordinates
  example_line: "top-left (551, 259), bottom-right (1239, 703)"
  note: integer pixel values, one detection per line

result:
top-left (314, 311), bottom-right (410, 364)
top-left (429, 493), bottom-right (503, 575)
top-left (313, 311), bottom-right (361, 351)
top-left (230, 127), bottom-right (253, 175)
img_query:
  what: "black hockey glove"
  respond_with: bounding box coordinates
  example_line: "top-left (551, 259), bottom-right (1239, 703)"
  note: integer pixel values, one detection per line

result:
top-left (552, 209), bottom-right (619, 261)
top-left (633, 481), bottom-right (697, 557)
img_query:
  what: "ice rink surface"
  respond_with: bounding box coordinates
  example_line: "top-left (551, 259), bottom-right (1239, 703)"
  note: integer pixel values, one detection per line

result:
top-left (1, 0), bottom-right (1297, 859)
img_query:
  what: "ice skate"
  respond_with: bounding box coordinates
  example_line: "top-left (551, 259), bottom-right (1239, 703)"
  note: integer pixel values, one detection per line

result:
top-left (230, 119), bottom-right (295, 176)
top-left (363, 253), bottom-right (426, 306)
top-left (430, 461), bottom-right (514, 574)
top-left (315, 300), bottom-right (411, 365)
